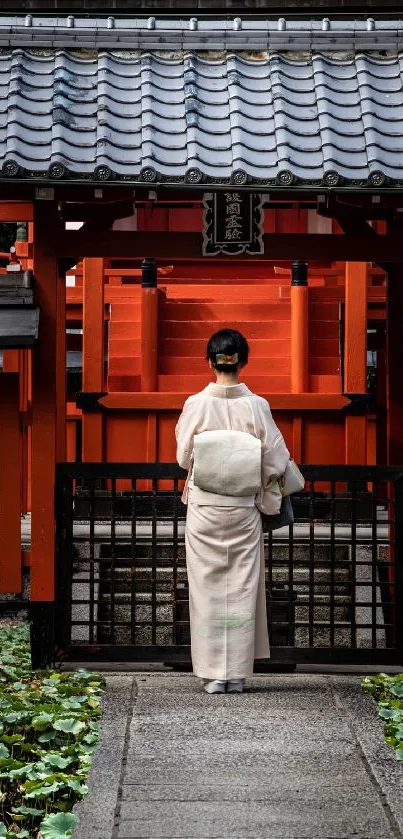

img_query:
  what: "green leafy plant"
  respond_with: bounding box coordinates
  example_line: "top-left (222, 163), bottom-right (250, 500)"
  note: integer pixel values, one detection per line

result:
top-left (0, 624), bottom-right (104, 838)
top-left (40, 812), bottom-right (78, 839)
top-left (362, 673), bottom-right (403, 760)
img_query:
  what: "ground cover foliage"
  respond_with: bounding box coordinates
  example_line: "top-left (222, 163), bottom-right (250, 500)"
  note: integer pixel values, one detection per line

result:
top-left (362, 674), bottom-right (403, 760)
top-left (0, 624), bottom-right (104, 839)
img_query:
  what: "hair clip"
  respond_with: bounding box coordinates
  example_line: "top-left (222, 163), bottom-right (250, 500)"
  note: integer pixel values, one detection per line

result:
top-left (215, 353), bottom-right (239, 365)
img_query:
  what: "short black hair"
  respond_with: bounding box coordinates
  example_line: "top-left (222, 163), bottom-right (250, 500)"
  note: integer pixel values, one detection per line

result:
top-left (206, 329), bottom-right (249, 373)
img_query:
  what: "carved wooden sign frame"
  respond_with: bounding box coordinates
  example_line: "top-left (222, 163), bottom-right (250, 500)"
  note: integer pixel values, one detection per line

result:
top-left (202, 192), bottom-right (264, 256)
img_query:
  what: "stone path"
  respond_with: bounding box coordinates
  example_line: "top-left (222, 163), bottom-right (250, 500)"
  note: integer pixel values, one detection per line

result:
top-left (73, 673), bottom-right (403, 839)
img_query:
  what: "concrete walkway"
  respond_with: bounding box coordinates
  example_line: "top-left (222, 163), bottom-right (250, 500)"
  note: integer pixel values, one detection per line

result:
top-left (73, 673), bottom-right (403, 839)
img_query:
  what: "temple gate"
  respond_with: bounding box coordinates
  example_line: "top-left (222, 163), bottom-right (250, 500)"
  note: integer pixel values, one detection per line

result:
top-left (0, 14), bottom-right (402, 665)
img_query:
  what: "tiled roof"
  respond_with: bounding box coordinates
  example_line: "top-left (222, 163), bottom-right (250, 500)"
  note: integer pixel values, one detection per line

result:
top-left (1, 37), bottom-right (403, 188)
top-left (1, 16), bottom-right (403, 51)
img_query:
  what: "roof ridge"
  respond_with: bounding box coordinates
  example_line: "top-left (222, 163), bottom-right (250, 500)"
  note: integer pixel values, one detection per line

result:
top-left (0, 15), bottom-right (403, 53)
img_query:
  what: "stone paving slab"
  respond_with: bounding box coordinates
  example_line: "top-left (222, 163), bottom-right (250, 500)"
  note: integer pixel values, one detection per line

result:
top-left (72, 675), bottom-right (136, 839)
top-left (72, 673), bottom-right (403, 839)
top-left (117, 800), bottom-right (392, 839)
top-left (119, 774), bottom-right (378, 801)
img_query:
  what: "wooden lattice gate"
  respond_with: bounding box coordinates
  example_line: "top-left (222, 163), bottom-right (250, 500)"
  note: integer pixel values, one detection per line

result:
top-left (54, 464), bottom-right (403, 667)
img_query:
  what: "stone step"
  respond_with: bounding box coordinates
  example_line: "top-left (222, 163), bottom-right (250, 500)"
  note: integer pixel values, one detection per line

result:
top-left (95, 543), bottom-right (350, 563)
top-left (94, 590), bottom-right (353, 629)
top-left (76, 563), bottom-right (352, 596)
top-left (95, 596), bottom-right (353, 646)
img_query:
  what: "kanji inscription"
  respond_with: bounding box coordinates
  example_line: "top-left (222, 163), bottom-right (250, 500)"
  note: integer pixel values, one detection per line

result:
top-left (202, 192), bottom-right (264, 256)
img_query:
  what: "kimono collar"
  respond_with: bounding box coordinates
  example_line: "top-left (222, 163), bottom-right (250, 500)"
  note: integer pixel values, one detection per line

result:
top-left (206, 382), bottom-right (251, 399)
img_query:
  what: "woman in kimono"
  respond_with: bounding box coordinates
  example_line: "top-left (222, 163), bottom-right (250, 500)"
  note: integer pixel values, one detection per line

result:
top-left (175, 329), bottom-right (290, 694)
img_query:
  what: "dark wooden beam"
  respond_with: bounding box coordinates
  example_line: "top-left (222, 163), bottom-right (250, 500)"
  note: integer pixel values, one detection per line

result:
top-left (332, 206), bottom-right (394, 221)
top-left (98, 392), bottom-right (350, 411)
top-left (318, 197), bottom-right (380, 233)
top-left (320, 195), bottom-right (403, 211)
top-left (56, 230), bottom-right (403, 262)
top-left (60, 198), bottom-right (134, 223)
top-left (317, 196), bottom-right (391, 271)
top-left (2, 184), bottom-right (403, 211)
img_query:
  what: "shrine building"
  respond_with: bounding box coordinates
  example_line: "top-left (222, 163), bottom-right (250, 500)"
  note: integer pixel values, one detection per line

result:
top-left (0, 2), bottom-right (403, 666)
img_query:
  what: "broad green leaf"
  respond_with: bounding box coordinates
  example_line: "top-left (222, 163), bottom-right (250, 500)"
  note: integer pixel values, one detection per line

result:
top-left (53, 719), bottom-right (85, 735)
top-left (379, 707), bottom-right (401, 720)
top-left (32, 712), bottom-right (54, 728)
top-left (60, 699), bottom-right (83, 711)
top-left (39, 811), bottom-right (78, 839)
top-left (3, 711), bottom-right (26, 723)
top-left (82, 733), bottom-right (98, 745)
top-left (12, 805), bottom-right (45, 816)
top-left (10, 763), bottom-right (36, 778)
top-left (11, 763), bottom-right (49, 781)
top-left (52, 801), bottom-right (73, 813)
top-left (38, 731), bottom-right (58, 743)
top-left (390, 683), bottom-right (403, 698)
top-left (66, 780), bottom-right (88, 796)
top-left (396, 747), bottom-right (403, 761)
top-left (0, 758), bottom-right (23, 771)
top-left (0, 824), bottom-right (6, 837)
top-left (0, 622), bottom-right (102, 838)
top-left (41, 754), bottom-right (74, 770)
top-left (24, 781), bottom-right (65, 797)
top-left (1, 734), bottom-right (23, 744)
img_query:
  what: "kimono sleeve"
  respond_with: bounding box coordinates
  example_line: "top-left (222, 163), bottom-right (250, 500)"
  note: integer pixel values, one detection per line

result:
top-left (257, 398), bottom-right (290, 488)
top-left (175, 396), bottom-right (200, 470)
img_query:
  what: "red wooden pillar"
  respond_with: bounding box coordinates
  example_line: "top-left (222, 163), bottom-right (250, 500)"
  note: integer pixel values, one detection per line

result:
top-left (20, 349), bottom-right (31, 515)
top-left (141, 258), bottom-right (158, 393)
top-left (386, 266), bottom-right (403, 465)
top-left (2, 351), bottom-right (19, 374)
top-left (385, 265), bottom-right (403, 638)
top-left (344, 262), bottom-right (367, 464)
top-left (3, 349), bottom-right (31, 515)
top-left (15, 226), bottom-right (34, 513)
top-left (56, 267), bottom-right (66, 462)
top-left (82, 258), bottom-right (104, 461)
top-left (290, 261), bottom-right (308, 394)
top-left (31, 200), bottom-right (66, 608)
top-left (0, 373), bottom-right (21, 593)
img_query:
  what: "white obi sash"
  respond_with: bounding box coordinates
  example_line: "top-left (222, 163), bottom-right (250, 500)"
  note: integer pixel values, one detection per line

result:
top-left (192, 429), bottom-right (262, 505)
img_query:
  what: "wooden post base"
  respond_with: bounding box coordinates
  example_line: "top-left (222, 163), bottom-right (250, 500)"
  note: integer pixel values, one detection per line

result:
top-left (29, 602), bottom-right (55, 670)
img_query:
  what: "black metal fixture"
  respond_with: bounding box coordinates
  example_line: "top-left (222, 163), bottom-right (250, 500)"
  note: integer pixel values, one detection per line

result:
top-left (291, 260), bottom-right (308, 286)
top-left (141, 257), bottom-right (157, 288)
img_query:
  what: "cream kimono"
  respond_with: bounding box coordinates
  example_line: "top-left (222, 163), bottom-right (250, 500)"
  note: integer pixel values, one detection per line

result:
top-left (175, 382), bottom-right (290, 680)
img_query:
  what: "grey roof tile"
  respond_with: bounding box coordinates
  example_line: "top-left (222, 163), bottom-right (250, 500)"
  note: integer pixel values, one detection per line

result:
top-left (3, 16), bottom-right (403, 51)
top-left (1, 48), bottom-right (403, 187)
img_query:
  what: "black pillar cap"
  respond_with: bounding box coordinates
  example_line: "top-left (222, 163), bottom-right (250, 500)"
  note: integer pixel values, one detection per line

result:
top-left (141, 257), bottom-right (157, 288)
top-left (291, 261), bottom-right (308, 286)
